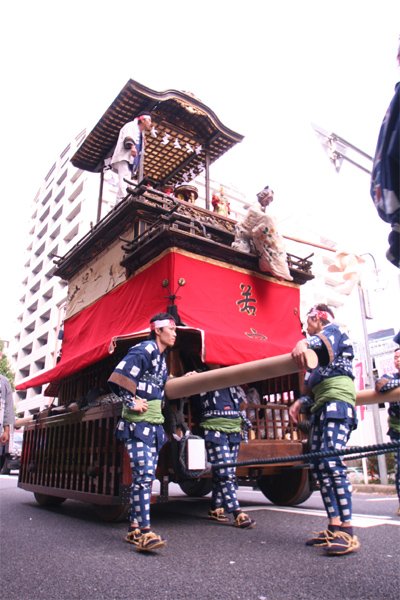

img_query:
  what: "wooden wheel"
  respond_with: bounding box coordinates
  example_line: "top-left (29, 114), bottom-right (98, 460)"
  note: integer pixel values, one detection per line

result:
top-left (92, 504), bottom-right (129, 522)
top-left (257, 468), bottom-right (313, 506)
top-left (179, 478), bottom-right (213, 497)
top-left (33, 493), bottom-right (67, 507)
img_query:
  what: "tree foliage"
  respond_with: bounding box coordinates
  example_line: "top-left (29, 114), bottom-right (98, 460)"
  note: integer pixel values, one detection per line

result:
top-left (0, 340), bottom-right (15, 390)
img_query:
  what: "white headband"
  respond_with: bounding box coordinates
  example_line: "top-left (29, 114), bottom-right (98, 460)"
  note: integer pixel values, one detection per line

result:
top-left (150, 319), bottom-right (175, 330)
top-left (308, 308), bottom-right (334, 323)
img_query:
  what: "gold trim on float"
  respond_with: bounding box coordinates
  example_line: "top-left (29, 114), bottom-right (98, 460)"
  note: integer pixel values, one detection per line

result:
top-left (135, 246), bottom-right (300, 290)
top-left (132, 247), bottom-right (174, 276)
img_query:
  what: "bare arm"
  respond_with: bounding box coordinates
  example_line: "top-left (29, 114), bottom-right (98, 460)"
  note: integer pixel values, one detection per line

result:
top-left (291, 339), bottom-right (309, 370)
top-left (0, 425), bottom-right (10, 446)
top-left (289, 400), bottom-right (302, 424)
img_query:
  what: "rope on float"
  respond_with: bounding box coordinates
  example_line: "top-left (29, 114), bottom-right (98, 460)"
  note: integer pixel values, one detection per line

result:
top-left (211, 440), bottom-right (400, 471)
top-left (288, 444), bottom-right (398, 469)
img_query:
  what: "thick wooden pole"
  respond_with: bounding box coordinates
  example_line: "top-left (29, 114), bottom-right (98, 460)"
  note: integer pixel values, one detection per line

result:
top-left (165, 350), bottom-right (318, 399)
top-left (15, 416), bottom-right (34, 429)
top-left (356, 387), bottom-right (400, 406)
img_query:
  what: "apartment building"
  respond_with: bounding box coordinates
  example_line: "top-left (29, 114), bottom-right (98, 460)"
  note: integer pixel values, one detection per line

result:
top-left (11, 131), bottom-right (119, 418)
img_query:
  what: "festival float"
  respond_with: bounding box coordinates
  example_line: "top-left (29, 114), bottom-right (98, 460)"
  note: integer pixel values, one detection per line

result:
top-left (16, 80), bottom-right (319, 520)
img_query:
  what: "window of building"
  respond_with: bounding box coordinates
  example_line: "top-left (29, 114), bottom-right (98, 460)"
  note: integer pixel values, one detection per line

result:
top-left (37, 333), bottom-right (48, 347)
top-left (42, 287), bottom-right (54, 301)
top-left (57, 170), bottom-right (68, 186)
top-left (64, 223), bottom-right (79, 243)
top-left (50, 224), bottom-right (61, 240)
top-left (39, 310), bottom-right (51, 325)
top-left (48, 244), bottom-right (58, 258)
top-left (54, 187), bottom-right (66, 204)
top-left (46, 249), bottom-right (58, 265)
top-left (66, 202), bottom-right (81, 222)
top-left (27, 300), bottom-right (38, 315)
top-left (24, 322), bottom-right (35, 335)
top-left (52, 206), bottom-right (63, 223)
top-left (32, 260), bottom-right (43, 275)
top-left (39, 206), bottom-right (50, 223)
top-left (34, 359), bottom-right (45, 372)
top-left (71, 168), bottom-right (84, 183)
top-left (19, 367), bottom-right (30, 379)
top-left (22, 345), bottom-right (33, 357)
top-left (324, 276), bottom-right (342, 288)
top-left (37, 223), bottom-right (48, 239)
top-left (42, 190), bottom-right (52, 206)
top-left (60, 143), bottom-right (71, 159)
top-left (29, 281), bottom-right (40, 295)
top-left (68, 180), bottom-right (84, 202)
top-left (45, 265), bottom-right (55, 280)
top-left (45, 164), bottom-right (56, 182)
top-left (34, 242), bottom-right (45, 258)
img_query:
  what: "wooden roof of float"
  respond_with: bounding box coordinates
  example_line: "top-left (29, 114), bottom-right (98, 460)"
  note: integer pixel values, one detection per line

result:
top-left (71, 79), bottom-right (244, 186)
top-left (59, 80), bottom-right (313, 285)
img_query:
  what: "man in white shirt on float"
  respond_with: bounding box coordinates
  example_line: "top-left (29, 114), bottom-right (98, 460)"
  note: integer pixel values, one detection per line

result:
top-left (111, 112), bottom-right (152, 201)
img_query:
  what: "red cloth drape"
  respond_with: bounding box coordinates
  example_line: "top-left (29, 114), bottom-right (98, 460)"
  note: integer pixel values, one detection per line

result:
top-left (17, 249), bottom-right (302, 390)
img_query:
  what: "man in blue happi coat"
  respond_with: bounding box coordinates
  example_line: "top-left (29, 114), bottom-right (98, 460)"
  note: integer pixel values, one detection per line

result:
top-left (290, 304), bottom-right (359, 555)
top-left (191, 368), bottom-right (255, 529)
top-left (370, 42), bottom-right (400, 268)
top-left (108, 312), bottom-right (176, 551)
top-left (375, 347), bottom-right (400, 515)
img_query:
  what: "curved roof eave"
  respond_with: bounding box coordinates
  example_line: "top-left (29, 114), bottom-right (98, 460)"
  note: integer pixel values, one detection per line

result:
top-left (70, 79), bottom-right (244, 186)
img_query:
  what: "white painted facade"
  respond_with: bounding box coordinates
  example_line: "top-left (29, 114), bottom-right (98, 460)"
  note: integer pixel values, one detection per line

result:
top-left (11, 131), bottom-right (118, 417)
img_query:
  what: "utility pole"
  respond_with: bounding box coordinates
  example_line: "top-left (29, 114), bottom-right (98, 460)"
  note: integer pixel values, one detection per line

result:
top-left (312, 125), bottom-right (388, 484)
top-left (358, 284), bottom-right (388, 484)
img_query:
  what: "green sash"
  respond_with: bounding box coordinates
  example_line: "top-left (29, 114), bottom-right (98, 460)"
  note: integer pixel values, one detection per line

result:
top-left (388, 415), bottom-right (400, 433)
top-left (311, 376), bottom-right (356, 414)
top-left (122, 399), bottom-right (164, 424)
top-left (200, 417), bottom-right (242, 433)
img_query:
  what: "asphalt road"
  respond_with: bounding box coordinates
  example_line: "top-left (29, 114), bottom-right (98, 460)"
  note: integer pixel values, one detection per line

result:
top-left (1, 475), bottom-right (399, 600)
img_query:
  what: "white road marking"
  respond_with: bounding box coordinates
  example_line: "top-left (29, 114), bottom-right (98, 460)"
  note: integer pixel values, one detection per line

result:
top-left (365, 497), bottom-right (398, 502)
top-left (242, 504), bottom-right (400, 528)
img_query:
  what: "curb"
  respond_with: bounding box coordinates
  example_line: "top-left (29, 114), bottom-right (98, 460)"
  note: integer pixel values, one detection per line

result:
top-left (353, 484), bottom-right (397, 495)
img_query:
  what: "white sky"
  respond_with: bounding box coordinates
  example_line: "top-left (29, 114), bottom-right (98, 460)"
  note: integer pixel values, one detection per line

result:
top-left (1, 0), bottom-right (399, 345)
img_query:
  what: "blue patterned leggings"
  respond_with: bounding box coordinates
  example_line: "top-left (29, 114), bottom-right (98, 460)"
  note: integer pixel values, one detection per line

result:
top-left (389, 430), bottom-right (400, 501)
top-left (125, 436), bottom-right (158, 528)
top-left (310, 418), bottom-right (353, 522)
top-left (206, 440), bottom-right (240, 513)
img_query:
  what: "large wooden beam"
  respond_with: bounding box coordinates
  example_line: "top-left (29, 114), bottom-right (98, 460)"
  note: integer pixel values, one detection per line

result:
top-left (165, 350), bottom-right (318, 399)
top-left (356, 388), bottom-right (400, 406)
